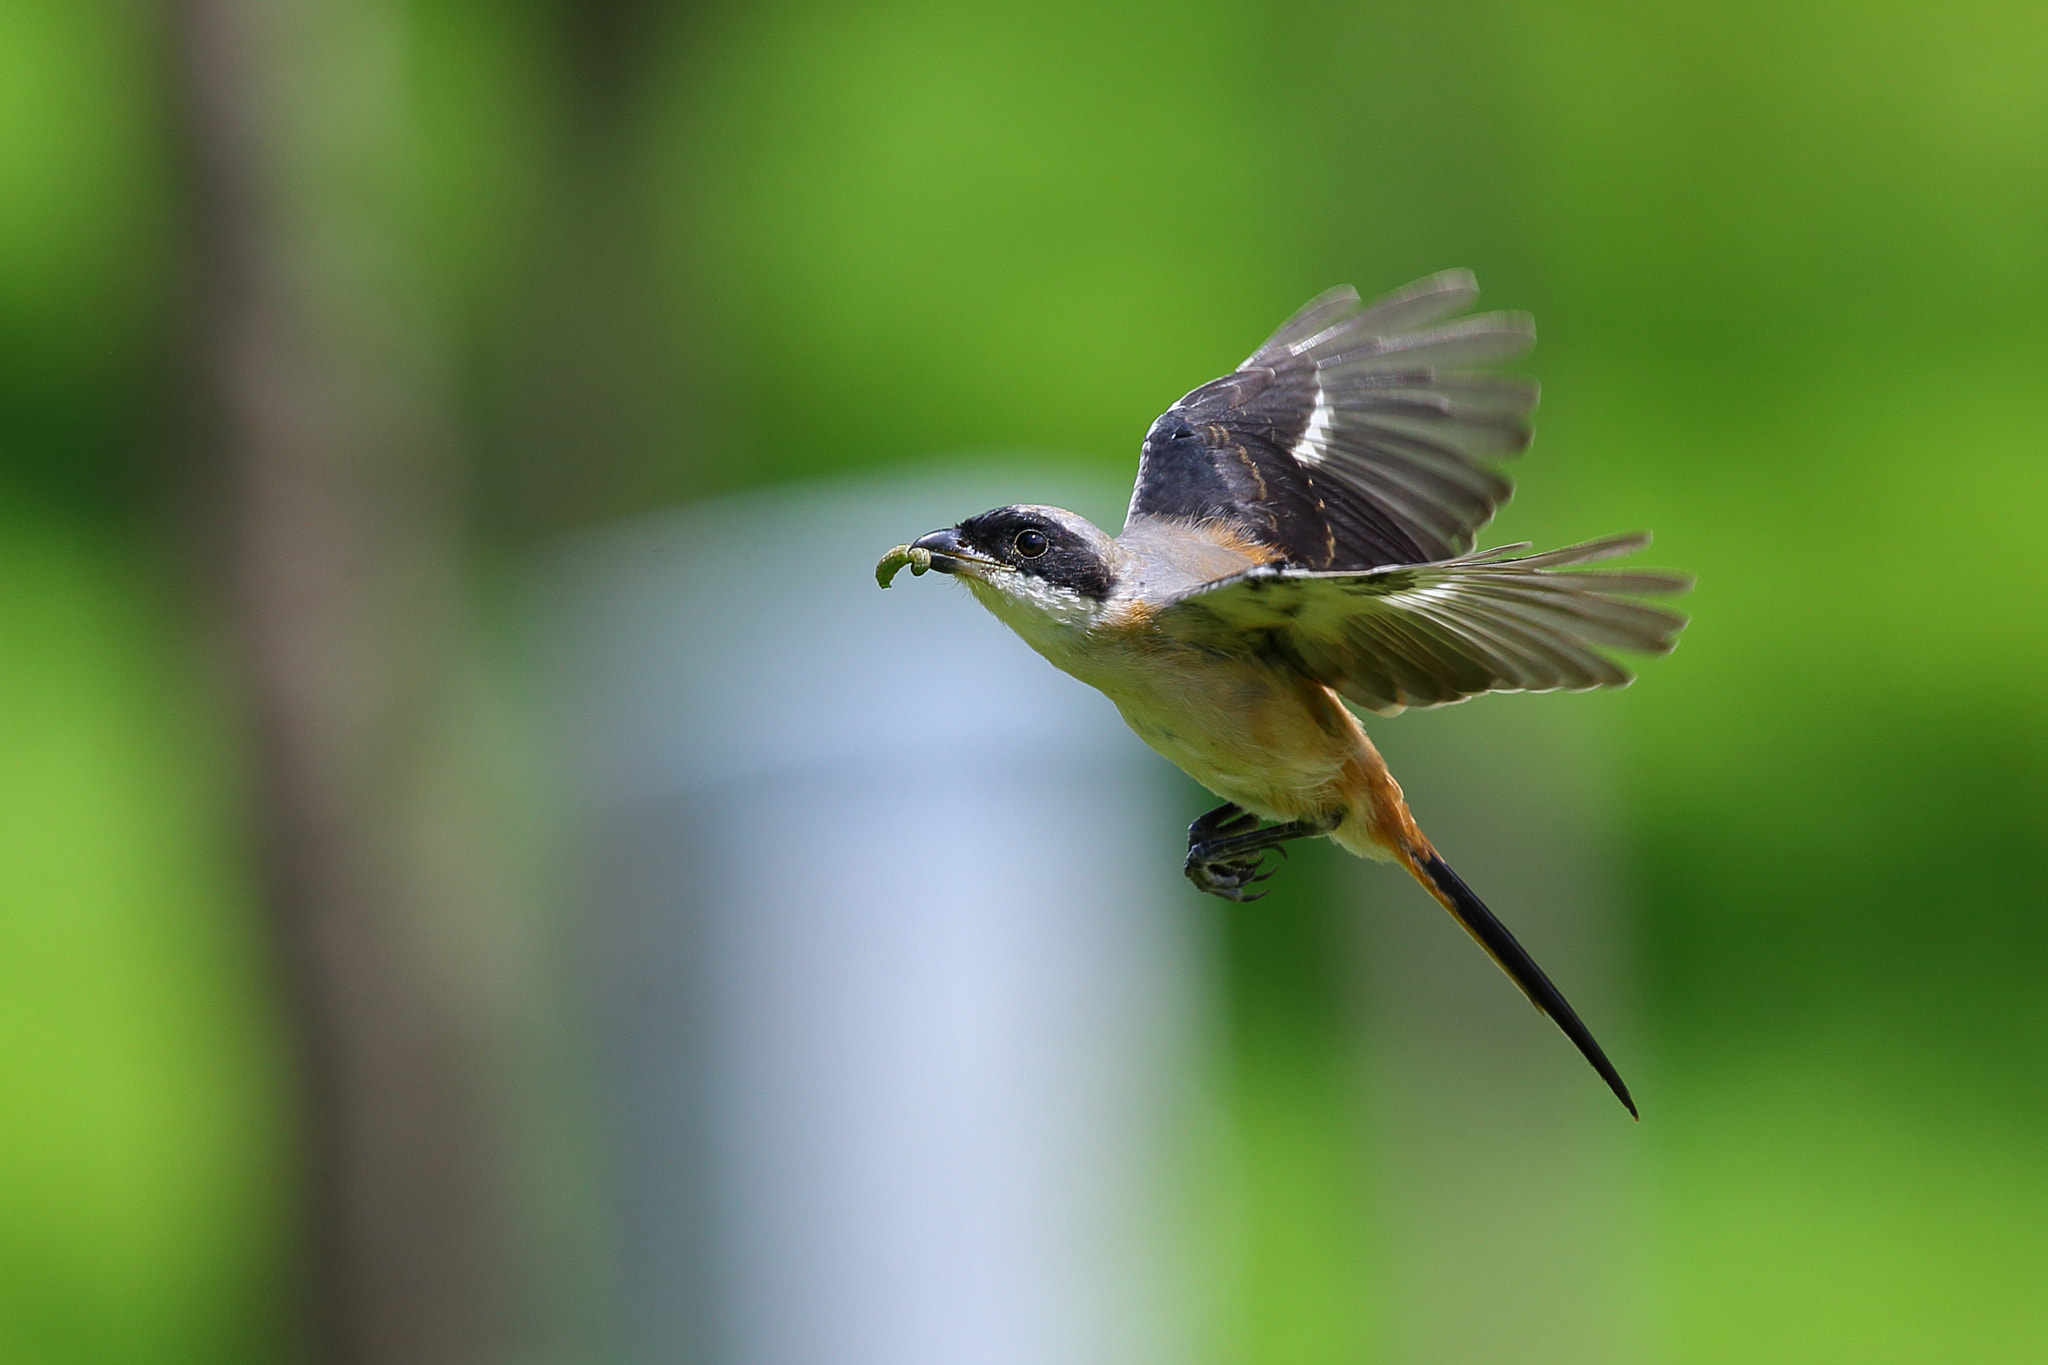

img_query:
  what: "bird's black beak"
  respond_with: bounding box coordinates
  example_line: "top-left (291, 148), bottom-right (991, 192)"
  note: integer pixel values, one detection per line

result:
top-left (875, 527), bottom-right (1009, 588)
top-left (911, 527), bottom-right (1006, 577)
top-left (910, 527), bottom-right (971, 574)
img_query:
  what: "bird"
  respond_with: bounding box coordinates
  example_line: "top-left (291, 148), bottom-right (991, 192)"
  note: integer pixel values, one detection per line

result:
top-left (875, 270), bottom-right (1689, 1116)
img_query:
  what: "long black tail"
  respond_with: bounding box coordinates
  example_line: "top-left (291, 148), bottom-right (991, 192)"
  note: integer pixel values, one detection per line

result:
top-left (1401, 846), bottom-right (1638, 1118)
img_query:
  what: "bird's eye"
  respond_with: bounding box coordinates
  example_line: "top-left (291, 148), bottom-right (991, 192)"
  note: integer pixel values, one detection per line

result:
top-left (1014, 528), bottom-right (1049, 558)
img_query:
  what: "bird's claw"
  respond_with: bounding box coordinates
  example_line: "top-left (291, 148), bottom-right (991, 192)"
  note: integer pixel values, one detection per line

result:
top-left (1185, 847), bottom-right (1274, 901)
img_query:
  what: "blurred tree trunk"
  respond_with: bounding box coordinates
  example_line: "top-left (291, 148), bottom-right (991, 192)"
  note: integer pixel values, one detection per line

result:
top-left (171, 2), bottom-right (508, 1361)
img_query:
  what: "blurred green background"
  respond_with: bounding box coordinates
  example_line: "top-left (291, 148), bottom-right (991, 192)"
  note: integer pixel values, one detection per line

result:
top-left (3, 0), bottom-right (2046, 1360)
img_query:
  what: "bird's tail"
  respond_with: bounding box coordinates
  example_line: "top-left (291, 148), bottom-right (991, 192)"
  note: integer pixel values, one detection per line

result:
top-left (1392, 839), bottom-right (1638, 1118)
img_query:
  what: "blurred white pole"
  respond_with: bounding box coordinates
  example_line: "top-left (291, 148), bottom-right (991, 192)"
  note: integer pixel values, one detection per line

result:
top-left (537, 473), bottom-right (1215, 1365)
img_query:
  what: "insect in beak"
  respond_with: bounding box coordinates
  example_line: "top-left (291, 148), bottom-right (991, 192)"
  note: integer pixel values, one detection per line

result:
top-left (876, 528), bottom-right (1006, 587)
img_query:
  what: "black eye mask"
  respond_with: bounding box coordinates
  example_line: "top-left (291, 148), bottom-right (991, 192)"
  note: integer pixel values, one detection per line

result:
top-left (957, 508), bottom-right (1115, 600)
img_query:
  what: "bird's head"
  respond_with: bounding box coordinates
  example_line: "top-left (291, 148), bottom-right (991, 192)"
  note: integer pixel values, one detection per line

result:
top-left (881, 504), bottom-right (1119, 645)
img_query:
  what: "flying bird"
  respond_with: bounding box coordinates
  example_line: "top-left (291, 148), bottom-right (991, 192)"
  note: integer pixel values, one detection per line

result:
top-left (877, 271), bottom-right (1689, 1115)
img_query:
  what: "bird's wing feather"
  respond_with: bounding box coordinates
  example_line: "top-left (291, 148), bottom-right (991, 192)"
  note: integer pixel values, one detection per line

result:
top-left (1155, 533), bottom-right (1691, 715)
top-left (1124, 270), bottom-right (1539, 570)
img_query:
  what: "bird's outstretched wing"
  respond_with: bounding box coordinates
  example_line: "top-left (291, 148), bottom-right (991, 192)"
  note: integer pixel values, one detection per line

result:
top-left (1156, 533), bottom-right (1691, 716)
top-left (1125, 271), bottom-right (1538, 571)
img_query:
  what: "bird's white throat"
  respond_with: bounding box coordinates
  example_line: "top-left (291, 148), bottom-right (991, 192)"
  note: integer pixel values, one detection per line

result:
top-left (964, 572), bottom-right (1104, 657)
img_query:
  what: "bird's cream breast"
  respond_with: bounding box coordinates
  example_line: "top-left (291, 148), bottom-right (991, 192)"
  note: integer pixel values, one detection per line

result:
top-left (960, 571), bottom-right (1374, 828)
top-left (1075, 636), bottom-right (1366, 825)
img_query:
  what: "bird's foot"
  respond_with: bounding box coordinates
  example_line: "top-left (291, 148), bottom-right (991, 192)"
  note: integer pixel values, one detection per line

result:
top-left (1181, 804), bottom-right (1337, 901)
top-left (1184, 845), bottom-right (1285, 902)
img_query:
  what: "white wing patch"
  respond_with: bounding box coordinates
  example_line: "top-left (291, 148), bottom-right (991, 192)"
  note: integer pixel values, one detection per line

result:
top-left (1289, 376), bottom-right (1335, 470)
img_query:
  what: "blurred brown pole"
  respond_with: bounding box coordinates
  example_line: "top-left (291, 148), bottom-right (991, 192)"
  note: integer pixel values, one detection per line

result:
top-left (170, 2), bottom-right (508, 1362)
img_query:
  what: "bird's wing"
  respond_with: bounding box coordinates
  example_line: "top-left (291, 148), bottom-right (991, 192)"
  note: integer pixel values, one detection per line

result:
top-left (1155, 533), bottom-right (1691, 715)
top-left (1124, 270), bottom-right (1538, 570)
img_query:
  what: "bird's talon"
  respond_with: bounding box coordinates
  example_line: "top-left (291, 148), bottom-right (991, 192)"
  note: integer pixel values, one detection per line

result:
top-left (1187, 852), bottom-right (1280, 899)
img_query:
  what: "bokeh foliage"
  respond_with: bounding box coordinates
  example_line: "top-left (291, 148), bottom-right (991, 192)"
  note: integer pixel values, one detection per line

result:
top-left (3, 0), bottom-right (2045, 1360)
